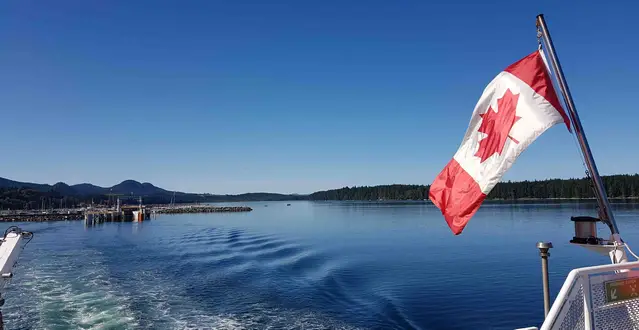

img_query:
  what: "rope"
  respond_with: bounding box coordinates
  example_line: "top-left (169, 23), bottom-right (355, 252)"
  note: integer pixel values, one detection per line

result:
top-left (539, 42), bottom-right (596, 209)
top-left (625, 241), bottom-right (639, 261)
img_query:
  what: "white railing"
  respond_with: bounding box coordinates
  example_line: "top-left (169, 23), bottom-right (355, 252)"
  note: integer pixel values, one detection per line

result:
top-left (529, 260), bottom-right (639, 330)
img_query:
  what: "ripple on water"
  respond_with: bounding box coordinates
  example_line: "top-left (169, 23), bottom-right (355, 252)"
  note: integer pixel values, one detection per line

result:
top-left (251, 244), bottom-right (305, 261)
top-left (226, 228), bottom-right (243, 244)
top-left (194, 305), bottom-right (366, 330)
top-left (228, 236), bottom-right (280, 250)
top-left (173, 229), bottom-right (309, 269)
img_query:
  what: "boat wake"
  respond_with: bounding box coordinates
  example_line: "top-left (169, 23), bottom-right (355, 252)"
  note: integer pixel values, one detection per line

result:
top-left (3, 248), bottom-right (138, 330)
top-left (2, 224), bottom-right (371, 329)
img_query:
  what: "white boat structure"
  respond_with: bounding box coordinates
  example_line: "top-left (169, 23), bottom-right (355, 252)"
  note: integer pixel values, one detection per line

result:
top-left (0, 226), bottom-right (33, 328)
top-left (515, 14), bottom-right (639, 330)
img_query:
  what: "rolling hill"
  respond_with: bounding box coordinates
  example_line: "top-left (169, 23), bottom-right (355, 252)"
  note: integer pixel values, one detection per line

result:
top-left (0, 176), bottom-right (303, 203)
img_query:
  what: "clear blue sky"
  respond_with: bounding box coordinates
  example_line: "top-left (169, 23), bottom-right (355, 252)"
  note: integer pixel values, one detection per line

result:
top-left (0, 0), bottom-right (637, 194)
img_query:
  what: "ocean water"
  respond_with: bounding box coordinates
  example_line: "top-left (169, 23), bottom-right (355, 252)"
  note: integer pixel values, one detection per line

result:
top-left (2, 201), bottom-right (639, 330)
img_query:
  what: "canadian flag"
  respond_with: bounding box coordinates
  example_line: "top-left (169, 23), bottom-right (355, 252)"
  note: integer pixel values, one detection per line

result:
top-left (429, 49), bottom-right (571, 235)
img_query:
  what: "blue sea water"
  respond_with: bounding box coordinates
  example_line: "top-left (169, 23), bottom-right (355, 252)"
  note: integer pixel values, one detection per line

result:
top-left (2, 201), bottom-right (639, 330)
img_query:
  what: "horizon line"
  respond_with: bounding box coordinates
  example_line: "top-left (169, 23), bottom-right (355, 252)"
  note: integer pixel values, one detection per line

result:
top-left (2, 172), bottom-right (639, 196)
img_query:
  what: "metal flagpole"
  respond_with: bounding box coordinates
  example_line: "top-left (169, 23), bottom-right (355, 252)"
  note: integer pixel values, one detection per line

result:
top-left (535, 15), bottom-right (622, 242)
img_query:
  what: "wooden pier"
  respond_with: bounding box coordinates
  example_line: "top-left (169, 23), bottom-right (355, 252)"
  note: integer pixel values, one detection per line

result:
top-left (84, 205), bottom-right (150, 225)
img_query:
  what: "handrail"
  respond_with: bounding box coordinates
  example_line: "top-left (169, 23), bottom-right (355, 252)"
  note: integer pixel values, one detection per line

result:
top-left (539, 260), bottom-right (639, 330)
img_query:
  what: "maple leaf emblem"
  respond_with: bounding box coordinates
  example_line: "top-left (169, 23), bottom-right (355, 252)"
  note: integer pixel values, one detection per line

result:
top-left (475, 89), bottom-right (521, 163)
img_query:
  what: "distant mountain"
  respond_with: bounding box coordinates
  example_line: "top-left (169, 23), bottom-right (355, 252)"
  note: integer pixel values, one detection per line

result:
top-left (72, 183), bottom-right (107, 195)
top-left (51, 182), bottom-right (77, 196)
top-left (0, 177), bottom-right (51, 191)
top-left (0, 177), bottom-right (174, 196)
top-left (110, 180), bottom-right (168, 195)
top-left (0, 176), bottom-right (305, 203)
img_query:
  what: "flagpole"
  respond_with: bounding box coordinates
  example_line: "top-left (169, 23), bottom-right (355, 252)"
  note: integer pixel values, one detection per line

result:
top-left (535, 15), bottom-right (621, 241)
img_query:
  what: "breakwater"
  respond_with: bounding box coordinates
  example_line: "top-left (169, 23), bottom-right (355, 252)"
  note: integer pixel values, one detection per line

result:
top-left (154, 206), bottom-right (252, 214)
top-left (0, 211), bottom-right (84, 222)
top-left (0, 204), bottom-right (253, 222)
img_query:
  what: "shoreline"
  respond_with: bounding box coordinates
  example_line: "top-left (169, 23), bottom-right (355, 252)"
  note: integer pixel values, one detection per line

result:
top-left (310, 197), bottom-right (639, 203)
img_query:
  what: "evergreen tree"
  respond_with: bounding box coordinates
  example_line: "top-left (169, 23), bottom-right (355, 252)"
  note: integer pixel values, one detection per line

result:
top-left (309, 174), bottom-right (639, 201)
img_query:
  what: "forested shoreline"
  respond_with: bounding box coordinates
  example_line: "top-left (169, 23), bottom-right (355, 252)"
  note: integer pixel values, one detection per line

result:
top-left (308, 174), bottom-right (639, 201)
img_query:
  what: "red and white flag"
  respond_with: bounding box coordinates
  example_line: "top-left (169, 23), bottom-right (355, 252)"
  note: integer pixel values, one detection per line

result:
top-left (429, 50), bottom-right (571, 235)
